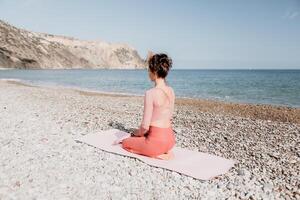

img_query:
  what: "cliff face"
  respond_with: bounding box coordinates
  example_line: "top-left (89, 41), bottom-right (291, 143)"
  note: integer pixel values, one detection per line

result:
top-left (0, 20), bottom-right (146, 69)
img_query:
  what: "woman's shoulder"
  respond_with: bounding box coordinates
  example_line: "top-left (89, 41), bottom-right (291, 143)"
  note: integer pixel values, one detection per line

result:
top-left (167, 86), bottom-right (175, 97)
top-left (168, 86), bottom-right (174, 92)
top-left (145, 88), bottom-right (155, 98)
top-left (146, 88), bottom-right (155, 94)
top-left (147, 86), bottom-right (174, 98)
top-left (150, 86), bottom-right (174, 94)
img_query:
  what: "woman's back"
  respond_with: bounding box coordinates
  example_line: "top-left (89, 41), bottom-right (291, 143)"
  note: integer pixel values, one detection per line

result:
top-left (142, 86), bottom-right (175, 129)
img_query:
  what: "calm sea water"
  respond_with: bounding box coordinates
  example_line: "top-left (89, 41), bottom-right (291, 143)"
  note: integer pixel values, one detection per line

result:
top-left (0, 69), bottom-right (299, 107)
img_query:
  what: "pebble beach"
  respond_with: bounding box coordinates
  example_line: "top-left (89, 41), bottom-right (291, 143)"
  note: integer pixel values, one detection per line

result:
top-left (0, 79), bottom-right (299, 199)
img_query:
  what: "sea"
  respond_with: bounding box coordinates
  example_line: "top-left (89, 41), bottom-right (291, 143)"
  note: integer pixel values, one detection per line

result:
top-left (0, 69), bottom-right (299, 108)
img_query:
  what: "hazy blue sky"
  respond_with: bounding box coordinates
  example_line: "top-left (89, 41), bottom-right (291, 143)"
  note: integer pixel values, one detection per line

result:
top-left (0, 0), bottom-right (299, 69)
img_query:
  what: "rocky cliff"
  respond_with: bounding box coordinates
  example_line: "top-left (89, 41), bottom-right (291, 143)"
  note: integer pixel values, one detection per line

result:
top-left (0, 20), bottom-right (146, 69)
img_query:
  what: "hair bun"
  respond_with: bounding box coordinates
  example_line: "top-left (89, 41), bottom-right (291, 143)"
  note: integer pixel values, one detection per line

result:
top-left (148, 53), bottom-right (172, 78)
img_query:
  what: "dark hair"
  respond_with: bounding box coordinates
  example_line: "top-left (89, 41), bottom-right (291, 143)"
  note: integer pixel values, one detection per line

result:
top-left (148, 53), bottom-right (172, 78)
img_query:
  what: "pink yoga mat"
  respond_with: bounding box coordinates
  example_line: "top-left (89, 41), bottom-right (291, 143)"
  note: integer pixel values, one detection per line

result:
top-left (75, 129), bottom-right (235, 180)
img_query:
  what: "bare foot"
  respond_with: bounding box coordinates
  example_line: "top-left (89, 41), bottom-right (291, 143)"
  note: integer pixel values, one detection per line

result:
top-left (156, 151), bottom-right (175, 160)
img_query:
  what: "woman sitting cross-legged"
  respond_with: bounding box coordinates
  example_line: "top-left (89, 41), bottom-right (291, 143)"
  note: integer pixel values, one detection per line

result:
top-left (121, 52), bottom-right (176, 160)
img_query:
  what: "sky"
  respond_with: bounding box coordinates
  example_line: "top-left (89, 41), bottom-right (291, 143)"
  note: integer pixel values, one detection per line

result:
top-left (0, 0), bottom-right (299, 69)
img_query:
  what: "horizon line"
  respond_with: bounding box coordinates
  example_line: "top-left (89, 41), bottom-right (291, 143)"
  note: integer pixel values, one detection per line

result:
top-left (173, 68), bottom-right (300, 70)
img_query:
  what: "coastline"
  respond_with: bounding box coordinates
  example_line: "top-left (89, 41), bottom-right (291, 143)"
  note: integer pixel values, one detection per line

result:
top-left (3, 78), bottom-right (300, 124)
top-left (1, 69), bottom-right (299, 110)
top-left (0, 79), bottom-right (299, 199)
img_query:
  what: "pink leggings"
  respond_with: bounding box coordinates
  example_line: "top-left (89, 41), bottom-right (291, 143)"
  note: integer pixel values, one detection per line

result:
top-left (122, 126), bottom-right (176, 157)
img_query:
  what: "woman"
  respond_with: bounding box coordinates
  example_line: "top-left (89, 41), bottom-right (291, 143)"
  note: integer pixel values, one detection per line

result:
top-left (121, 52), bottom-right (176, 160)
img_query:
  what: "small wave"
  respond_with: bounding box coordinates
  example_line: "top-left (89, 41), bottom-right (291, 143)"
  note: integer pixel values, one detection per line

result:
top-left (65, 86), bottom-right (144, 97)
top-left (0, 78), bottom-right (144, 97)
top-left (0, 68), bottom-right (14, 70)
top-left (0, 78), bottom-right (24, 82)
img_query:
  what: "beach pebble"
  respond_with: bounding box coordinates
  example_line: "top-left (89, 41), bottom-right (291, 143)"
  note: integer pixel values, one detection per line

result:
top-left (237, 169), bottom-right (245, 176)
top-left (263, 183), bottom-right (273, 192)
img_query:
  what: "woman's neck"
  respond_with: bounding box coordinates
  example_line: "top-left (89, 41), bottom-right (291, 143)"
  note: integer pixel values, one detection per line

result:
top-left (154, 78), bottom-right (166, 87)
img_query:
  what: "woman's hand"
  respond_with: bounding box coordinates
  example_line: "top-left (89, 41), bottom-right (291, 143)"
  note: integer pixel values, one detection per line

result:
top-left (132, 128), bottom-right (142, 137)
top-left (132, 127), bottom-right (149, 137)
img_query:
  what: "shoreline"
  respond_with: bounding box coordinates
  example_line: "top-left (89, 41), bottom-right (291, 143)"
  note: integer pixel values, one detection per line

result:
top-left (2, 78), bottom-right (300, 124)
top-left (0, 67), bottom-right (14, 70)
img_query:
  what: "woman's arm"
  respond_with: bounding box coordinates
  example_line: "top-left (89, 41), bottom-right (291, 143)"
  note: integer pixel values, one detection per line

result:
top-left (135, 90), bottom-right (153, 136)
top-left (170, 88), bottom-right (175, 119)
